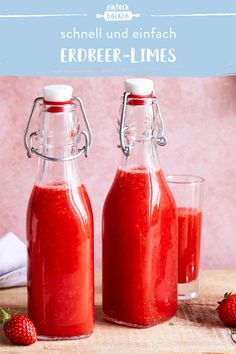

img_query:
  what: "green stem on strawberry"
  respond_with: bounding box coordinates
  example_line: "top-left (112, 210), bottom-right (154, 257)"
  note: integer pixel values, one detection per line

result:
top-left (0, 308), bottom-right (11, 326)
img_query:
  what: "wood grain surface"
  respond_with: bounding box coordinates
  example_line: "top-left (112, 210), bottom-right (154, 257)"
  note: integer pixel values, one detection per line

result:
top-left (0, 270), bottom-right (236, 354)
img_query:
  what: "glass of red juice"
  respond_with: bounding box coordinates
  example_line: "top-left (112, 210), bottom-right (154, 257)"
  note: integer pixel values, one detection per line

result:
top-left (165, 175), bottom-right (204, 300)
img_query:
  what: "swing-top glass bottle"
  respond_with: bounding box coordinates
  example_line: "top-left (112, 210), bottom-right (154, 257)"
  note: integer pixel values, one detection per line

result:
top-left (102, 78), bottom-right (178, 327)
top-left (24, 85), bottom-right (94, 340)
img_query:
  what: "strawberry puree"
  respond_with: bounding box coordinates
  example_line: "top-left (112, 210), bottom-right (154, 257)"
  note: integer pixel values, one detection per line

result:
top-left (177, 208), bottom-right (202, 284)
top-left (27, 182), bottom-right (94, 338)
top-left (102, 167), bottom-right (177, 326)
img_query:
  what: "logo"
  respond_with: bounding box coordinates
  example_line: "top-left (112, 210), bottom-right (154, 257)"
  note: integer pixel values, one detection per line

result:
top-left (96, 4), bottom-right (140, 22)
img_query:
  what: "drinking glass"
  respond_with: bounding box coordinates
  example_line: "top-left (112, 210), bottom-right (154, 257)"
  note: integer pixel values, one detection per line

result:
top-left (166, 175), bottom-right (205, 300)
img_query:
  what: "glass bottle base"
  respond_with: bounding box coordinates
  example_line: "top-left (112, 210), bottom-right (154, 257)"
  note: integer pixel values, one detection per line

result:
top-left (104, 314), bottom-right (160, 328)
top-left (178, 279), bottom-right (199, 300)
top-left (37, 333), bottom-right (92, 341)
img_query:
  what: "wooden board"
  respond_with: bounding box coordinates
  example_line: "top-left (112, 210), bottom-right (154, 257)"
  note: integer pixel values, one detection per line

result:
top-left (0, 270), bottom-right (236, 354)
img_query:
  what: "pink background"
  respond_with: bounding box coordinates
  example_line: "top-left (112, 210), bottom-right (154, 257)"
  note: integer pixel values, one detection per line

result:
top-left (0, 76), bottom-right (236, 270)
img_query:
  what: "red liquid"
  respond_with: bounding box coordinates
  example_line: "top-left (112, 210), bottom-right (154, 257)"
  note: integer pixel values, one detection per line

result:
top-left (102, 167), bottom-right (177, 327)
top-left (27, 182), bottom-right (94, 338)
top-left (177, 208), bottom-right (202, 284)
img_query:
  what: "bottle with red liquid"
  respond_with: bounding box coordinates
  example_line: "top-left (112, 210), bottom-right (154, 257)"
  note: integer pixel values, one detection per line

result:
top-left (102, 78), bottom-right (178, 327)
top-left (24, 85), bottom-right (94, 340)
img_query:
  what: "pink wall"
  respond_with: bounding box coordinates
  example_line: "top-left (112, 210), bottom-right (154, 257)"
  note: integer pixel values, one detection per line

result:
top-left (0, 76), bottom-right (236, 269)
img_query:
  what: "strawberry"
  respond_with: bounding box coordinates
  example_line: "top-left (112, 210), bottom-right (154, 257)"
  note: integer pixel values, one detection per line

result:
top-left (217, 292), bottom-right (236, 327)
top-left (0, 308), bottom-right (37, 345)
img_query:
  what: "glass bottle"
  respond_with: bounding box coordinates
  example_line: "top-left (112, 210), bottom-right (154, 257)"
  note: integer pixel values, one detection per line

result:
top-left (102, 78), bottom-right (177, 327)
top-left (24, 85), bottom-right (94, 340)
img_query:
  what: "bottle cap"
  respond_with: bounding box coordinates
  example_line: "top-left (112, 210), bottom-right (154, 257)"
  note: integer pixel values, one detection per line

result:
top-left (124, 78), bottom-right (154, 96)
top-left (43, 85), bottom-right (73, 102)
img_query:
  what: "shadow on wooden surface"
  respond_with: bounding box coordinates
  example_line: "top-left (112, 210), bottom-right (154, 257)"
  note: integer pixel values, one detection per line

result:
top-left (95, 304), bottom-right (107, 325)
top-left (175, 301), bottom-right (225, 328)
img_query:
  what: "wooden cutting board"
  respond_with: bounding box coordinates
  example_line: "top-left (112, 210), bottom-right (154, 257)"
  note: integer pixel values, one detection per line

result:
top-left (0, 270), bottom-right (236, 354)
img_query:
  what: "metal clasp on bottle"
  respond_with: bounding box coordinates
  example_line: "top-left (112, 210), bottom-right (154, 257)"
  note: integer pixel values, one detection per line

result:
top-left (24, 96), bottom-right (92, 161)
top-left (118, 91), bottom-right (167, 157)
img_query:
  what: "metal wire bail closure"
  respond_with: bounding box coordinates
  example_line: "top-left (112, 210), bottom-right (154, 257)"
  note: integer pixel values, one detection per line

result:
top-left (118, 91), bottom-right (167, 157)
top-left (118, 91), bottom-right (131, 156)
top-left (155, 100), bottom-right (167, 147)
top-left (24, 96), bottom-right (92, 161)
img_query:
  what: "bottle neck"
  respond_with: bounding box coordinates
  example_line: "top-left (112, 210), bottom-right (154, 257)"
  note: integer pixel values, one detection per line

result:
top-left (36, 158), bottom-right (80, 186)
top-left (35, 102), bottom-right (81, 186)
top-left (120, 139), bottom-right (161, 171)
top-left (119, 96), bottom-right (161, 172)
